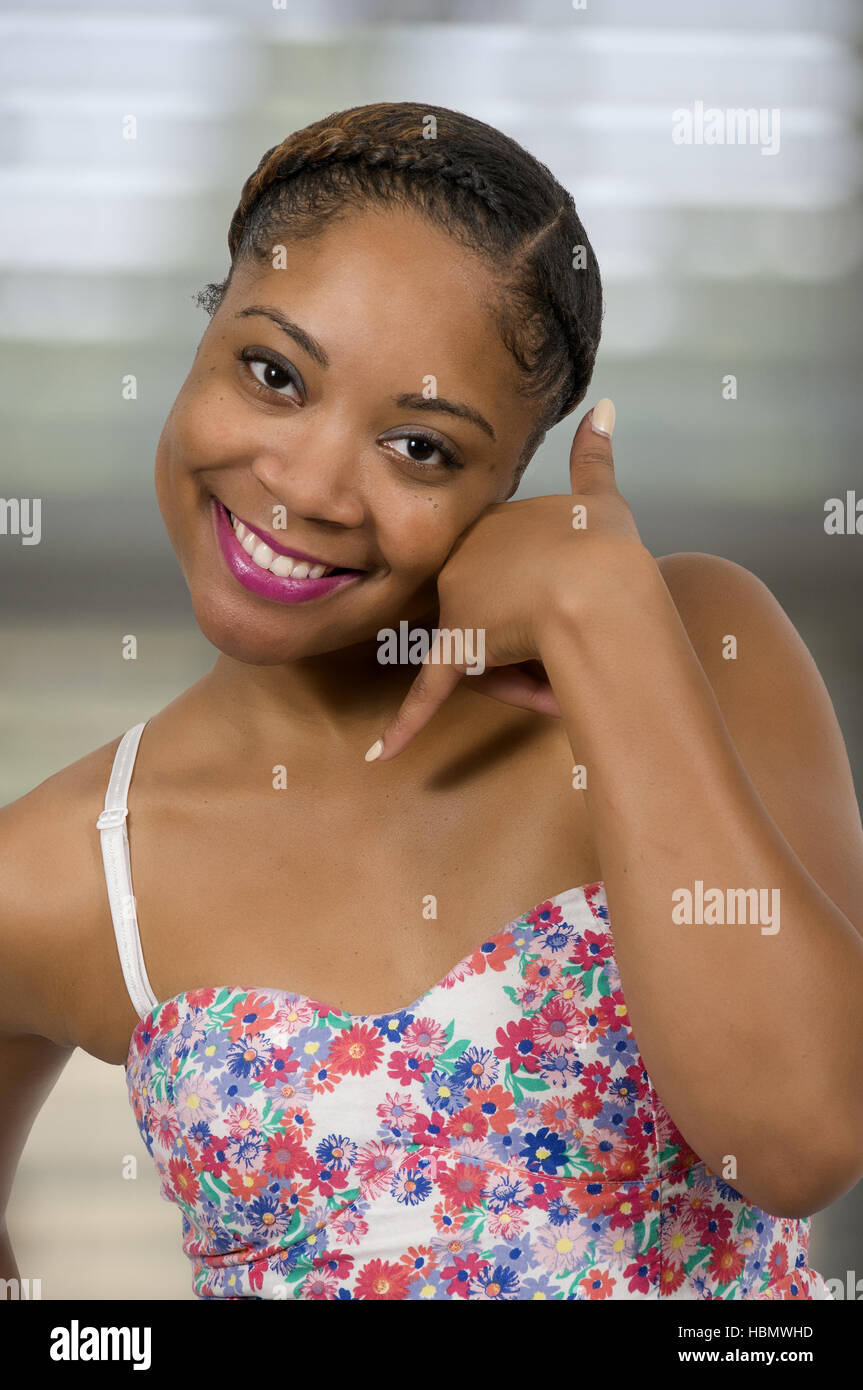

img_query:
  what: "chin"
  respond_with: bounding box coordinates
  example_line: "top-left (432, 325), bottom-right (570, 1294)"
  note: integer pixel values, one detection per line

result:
top-left (186, 586), bottom-right (375, 666)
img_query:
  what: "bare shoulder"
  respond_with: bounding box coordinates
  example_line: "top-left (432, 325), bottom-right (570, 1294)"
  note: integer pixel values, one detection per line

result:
top-left (0, 734), bottom-right (126, 1046)
top-left (656, 550), bottom-right (863, 936)
top-left (654, 549), bottom-right (832, 702)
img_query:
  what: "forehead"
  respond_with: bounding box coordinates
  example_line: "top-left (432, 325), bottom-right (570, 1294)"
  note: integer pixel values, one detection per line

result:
top-left (223, 204), bottom-right (536, 443)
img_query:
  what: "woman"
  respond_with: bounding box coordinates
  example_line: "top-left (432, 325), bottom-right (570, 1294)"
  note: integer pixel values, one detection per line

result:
top-left (2, 101), bottom-right (862, 1301)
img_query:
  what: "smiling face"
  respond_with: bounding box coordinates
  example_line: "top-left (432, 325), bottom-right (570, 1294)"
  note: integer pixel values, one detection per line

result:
top-left (155, 203), bottom-right (543, 665)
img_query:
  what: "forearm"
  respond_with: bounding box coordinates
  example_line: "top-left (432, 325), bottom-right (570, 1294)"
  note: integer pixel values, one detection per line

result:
top-left (539, 545), bottom-right (863, 1210)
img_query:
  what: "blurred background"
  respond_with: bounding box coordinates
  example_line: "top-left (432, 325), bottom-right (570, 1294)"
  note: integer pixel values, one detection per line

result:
top-left (1, 0), bottom-right (861, 1299)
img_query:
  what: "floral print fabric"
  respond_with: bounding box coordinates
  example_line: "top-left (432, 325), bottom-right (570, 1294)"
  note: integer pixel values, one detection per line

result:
top-left (126, 883), bottom-right (831, 1300)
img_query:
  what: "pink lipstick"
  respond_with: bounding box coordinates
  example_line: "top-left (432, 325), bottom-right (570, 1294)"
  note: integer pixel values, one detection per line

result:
top-left (212, 498), bottom-right (365, 605)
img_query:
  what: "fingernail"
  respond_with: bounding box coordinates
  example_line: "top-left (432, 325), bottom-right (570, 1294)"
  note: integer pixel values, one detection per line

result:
top-left (364, 738), bottom-right (383, 762)
top-left (590, 398), bottom-right (615, 439)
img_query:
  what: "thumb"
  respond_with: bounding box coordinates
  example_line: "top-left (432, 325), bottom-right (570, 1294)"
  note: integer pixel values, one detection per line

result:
top-left (364, 639), bottom-right (463, 763)
top-left (569, 396), bottom-right (616, 497)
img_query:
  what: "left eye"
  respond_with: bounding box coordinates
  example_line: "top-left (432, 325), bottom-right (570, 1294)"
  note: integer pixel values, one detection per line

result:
top-left (386, 435), bottom-right (462, 471)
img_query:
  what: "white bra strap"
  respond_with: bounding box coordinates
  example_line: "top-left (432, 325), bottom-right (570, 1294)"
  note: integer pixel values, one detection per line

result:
top-left (96, 721), bottom-right (158, 1020)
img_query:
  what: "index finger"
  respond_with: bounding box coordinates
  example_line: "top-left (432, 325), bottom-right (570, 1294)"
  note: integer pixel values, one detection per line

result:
top-left (364, 639), bottom-right (463, 762)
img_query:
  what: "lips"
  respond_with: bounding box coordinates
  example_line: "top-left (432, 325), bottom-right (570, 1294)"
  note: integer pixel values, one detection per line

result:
top-left (211, 498), bottom-right (365, 605)
top-left (227, 508), bottom-right (363, 576)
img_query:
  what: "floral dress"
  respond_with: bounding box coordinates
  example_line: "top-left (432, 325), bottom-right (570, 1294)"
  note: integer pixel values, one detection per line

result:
top-left (125, 883), bottom-right (832, 1300)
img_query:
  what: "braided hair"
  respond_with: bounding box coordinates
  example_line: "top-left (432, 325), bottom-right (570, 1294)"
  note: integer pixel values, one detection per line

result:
top-left (197, 102), bottom-right (603, 471)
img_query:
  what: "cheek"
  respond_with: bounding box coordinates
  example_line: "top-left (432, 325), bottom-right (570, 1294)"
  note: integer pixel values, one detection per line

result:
top-left (375, 492), bottom-right (464, 581)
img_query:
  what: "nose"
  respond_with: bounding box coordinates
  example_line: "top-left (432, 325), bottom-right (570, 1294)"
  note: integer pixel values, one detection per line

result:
top-left (249, 425), bottom-right (368, 530)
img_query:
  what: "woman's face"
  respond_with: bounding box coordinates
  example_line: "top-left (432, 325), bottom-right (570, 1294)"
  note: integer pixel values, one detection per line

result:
top-left (155, 203), bottom-right (541, 664)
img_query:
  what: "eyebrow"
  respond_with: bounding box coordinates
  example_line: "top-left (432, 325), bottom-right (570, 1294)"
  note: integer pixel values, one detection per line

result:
top-left (234, 304), bottom-right (497, 443)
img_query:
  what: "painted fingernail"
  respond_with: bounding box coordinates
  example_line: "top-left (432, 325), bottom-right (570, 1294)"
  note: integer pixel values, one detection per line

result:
top-left (590, 398), bottom-right (615, 439)
top-left (364, 738), bottom-right (383, 762)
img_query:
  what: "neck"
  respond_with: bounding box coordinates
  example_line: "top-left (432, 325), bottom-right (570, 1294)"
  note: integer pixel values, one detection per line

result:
top-left (195, 610), bottom-right (445, 751)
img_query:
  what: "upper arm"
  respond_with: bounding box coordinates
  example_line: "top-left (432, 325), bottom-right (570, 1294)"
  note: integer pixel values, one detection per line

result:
top-left (0, 744), bottom-right (121, 1221)
top-left (0, 1033), bottom-right (74, 1225)
top-left (657, 551), bottom-right (863, 938)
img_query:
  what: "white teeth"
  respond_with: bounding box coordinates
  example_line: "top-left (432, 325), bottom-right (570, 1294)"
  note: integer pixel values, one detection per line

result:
top-left (252, 541), bottom-right (275, 567)
top-left (229, 511), bottom-right (337, 579)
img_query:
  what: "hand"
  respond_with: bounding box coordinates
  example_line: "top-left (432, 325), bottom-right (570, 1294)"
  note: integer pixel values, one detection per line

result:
top-left (365, 398), bottom-right (647, 762)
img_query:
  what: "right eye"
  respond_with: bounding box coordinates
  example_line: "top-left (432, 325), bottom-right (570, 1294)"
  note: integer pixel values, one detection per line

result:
top-left (237, 348), bottom-right (303, 402)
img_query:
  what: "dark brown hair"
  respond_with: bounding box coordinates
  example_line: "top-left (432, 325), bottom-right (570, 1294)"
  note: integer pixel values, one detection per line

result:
top-left (196, 101), bottom-right (603, 474)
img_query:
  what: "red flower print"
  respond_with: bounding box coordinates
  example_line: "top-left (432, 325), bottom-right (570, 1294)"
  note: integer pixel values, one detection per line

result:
top-left (399, 1245), bottom-right (437, 1280)
top-left (280, 1179), bottom-right (315, 1221)
top-left (225, 1167), bottom-right (270, 1202)
top-left (539, 1097), bottom-right (583, 1144)
top-left (524, 955), bottom-right (564, 993)
top-left (228, 993), bottom-right (278, 1042)
top-left (409, 1109), bottom-right (449, 1150)
top-left (355, 1141), bottom-right (400, 1198)
top-left (658, 1262), bottom-right (687, 1296)
top-left (494, 1017), bottom-right (540, 1074)
top-left (300, 1268), bottom-right (341, 1300)
top-left (304, 1060), bottom-right (342, 1094)
top-left (467, 933), bottom-right (517, 976)
top-left (445, 1106), bottom-right (488, 1143)
top-left (624, 1250), bottom-right (658, 1294)
top-left (696, 1202), bottom-right (733, 1246)
top-left (580, 1059), bottom-right (613, 1093)
top-left (570, 1002), bottom-right (609, 1045)
top-left (579, 1268), bottom-right (616, 1299)
top-left (466, 1084), bottom-right (516, 1135)
top-left (185, 988), bottom-right (216, 1008)
top-left (437, 1161), bottom-right (487, 1212)
top-left (198, 1135), bottom-right (231, 1178)
top-left (167, 1156), bottom-right (200, 1205)
top-left (708, 1238), bottom-right (745, 1286)
top-left (606, 1145), bottom-right (651, 1183)
top-left (354, 1258), bottom-right (412, 1300)
top-left (258, 1048), bottom-right (300, 1088)
top-left (608, 1187), bottom-right (649, 1228)
top-left (158, 1001), bottom-right (180, 1037)
top-left (597, 993), bottom-right (628, 1032)
top-left (262, 1131), bottom-right (307, 1180)
top-left (769, 1271), bottom-right (807, 1299)
top-left (768, 1241), bottom-right (789, 1280)
top-left (440, 1251), bottom-right (488, 1299)
top-left (568, 929), bottom-right (612, 973)
top-left (401, 1017), bottom-right (447, 1060)
top-left (527, 901), bottom-right (564, 928)
top-left (530, 1000), bottom-right (586, 1050)
top-left (312, 1248), bottom-right (355, 1281)
top-left (623, 1113), bottom-right (653, 1148)
top-left (524, 1174), bottom-right (563, 1210)
top-left (387, 1049), bottom-right (434, 1086)
top-left (310, 1166), bottom-right (350, 1200)
top-left (571, 1085), bottom-right (604, 1121)
top-left (432, 1206), bottom-right (466, 1236)
top-left (278, 1104), bottom-right (313, 1140)
top-left (328, 1023), bottom-right (384, 1077)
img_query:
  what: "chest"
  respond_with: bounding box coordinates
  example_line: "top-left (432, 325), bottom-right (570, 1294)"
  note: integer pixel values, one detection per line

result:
top-left (84, 717), bottom-right (600, 1061)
